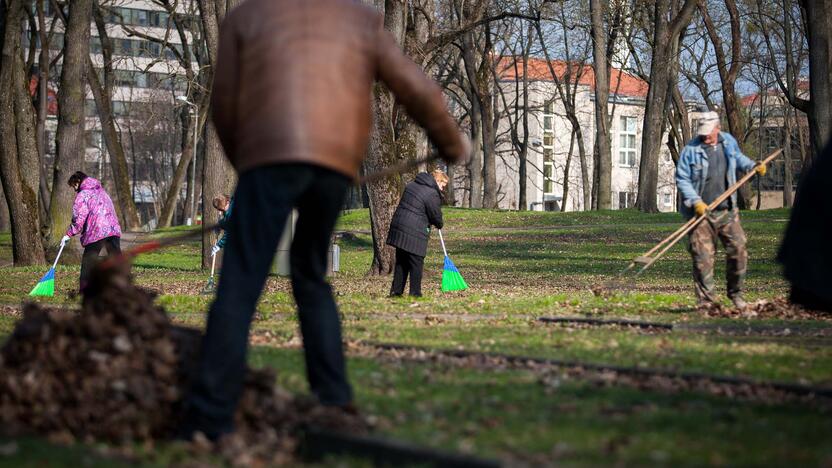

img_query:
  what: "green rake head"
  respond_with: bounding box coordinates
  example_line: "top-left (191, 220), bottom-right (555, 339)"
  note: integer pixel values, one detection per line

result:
top-left (441, 256), bottom-right (468, 292)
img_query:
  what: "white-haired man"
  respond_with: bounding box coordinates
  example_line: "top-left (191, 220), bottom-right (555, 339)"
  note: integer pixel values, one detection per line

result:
top-left (675, 112), bottom-right (767, 308)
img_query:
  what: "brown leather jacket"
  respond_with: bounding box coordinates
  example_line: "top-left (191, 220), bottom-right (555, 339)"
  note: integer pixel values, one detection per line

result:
top-left (211, 0), bottom-right (469, 178)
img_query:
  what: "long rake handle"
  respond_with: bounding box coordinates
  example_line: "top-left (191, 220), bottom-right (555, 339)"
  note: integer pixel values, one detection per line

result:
top-left (637, 149), bottom-right (782, 262)
top-left (52, 242), bottom-right (67, 270)
top-left (437, 229), bottom-right (448, 257)
top-left (210, 251), bottom-right (217, 278)
top-left (627, 148), bottom-right (783, 275)
top-left (358, 153), bottom-right (441, 185)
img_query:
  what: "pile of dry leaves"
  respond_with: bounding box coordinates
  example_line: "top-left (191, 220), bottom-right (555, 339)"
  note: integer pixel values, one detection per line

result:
top-left (0, 261), bottom-right (364, 465)
top-left (697, 298), bottom-right (830, 320)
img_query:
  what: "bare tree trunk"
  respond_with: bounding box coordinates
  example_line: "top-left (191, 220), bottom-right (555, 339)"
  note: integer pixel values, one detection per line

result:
top-left (89, 4), bottom-right (141, 230)
top-left (701, 0), bottom-right (752, 209)
top-left (480, 71), bottom-right (498, 208)
top-left (577, 125), bottom-right (591, 211)
top-left (445, 163), bottom-right (455, 205)
top-left (783, 102), bottom-right (794, 208)
top-left (49, 0), bottom-right (92, 260)
top-left (636, 0), bottom-right (697, 213)
top-left (0, 0), bottom-right (46, 265)
top-left (590, 0), bottom-right (612, 210)
top-left (158, 106), bottom-right (197, 227)
top-left (468, 99), bottom-right (484, 208)
top-left (35, 0), bottom-right (50, 223)
top-left (561, 128), bottom-right (576, 212)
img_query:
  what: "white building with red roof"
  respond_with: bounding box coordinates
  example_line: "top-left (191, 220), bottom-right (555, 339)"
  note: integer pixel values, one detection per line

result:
top-left (470, 57), bottom-right (679, 212)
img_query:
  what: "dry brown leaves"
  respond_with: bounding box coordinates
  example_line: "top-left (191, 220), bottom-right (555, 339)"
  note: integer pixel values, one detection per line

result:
top-left (698, 298), bottom-right (831, 321)
top-left (0, 262), bottom-right (365, 465)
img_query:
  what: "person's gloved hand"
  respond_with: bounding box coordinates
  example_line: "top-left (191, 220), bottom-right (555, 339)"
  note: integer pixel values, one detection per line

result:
top-left (755, 163), bottom-right (767, 177)
top-left (694, 200), bottom-right (709, 217)
top-left (211, 244), bottom-right (221, 257)
top-left (60, 235), bottom-right (71, 246)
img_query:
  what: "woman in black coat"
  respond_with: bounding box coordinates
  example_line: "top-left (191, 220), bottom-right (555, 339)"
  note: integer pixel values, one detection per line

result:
top-left (387, 170), bottom-right (449, 296)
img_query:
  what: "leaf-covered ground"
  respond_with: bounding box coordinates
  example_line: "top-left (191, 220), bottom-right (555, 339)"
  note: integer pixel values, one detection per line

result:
top-left (0, 208), bottom-right (830, 466)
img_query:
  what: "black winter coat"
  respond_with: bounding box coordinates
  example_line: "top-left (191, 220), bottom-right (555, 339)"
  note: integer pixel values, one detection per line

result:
top-left (386, 173), bottom-right (444, 257)
top-left (777, 139), bottom-right (832, 305)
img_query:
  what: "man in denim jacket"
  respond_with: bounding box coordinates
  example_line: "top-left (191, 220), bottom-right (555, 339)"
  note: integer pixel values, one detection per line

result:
top-left (676, 112), bottom-right (766, 308)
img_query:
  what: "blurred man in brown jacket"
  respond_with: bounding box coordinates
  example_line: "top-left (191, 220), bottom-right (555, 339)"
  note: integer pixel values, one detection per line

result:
top-left (181, 0), bottom-right (470, 440)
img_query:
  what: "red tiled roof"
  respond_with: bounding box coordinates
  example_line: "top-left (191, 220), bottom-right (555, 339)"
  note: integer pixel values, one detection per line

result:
top-left (740, 79), bottom-right (809, 108)
top-left (496, 56), bottom-right (649, 98)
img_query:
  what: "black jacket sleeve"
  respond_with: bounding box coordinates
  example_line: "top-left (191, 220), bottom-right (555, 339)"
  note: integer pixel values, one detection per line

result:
top-left (425, 192), bottom-right (444, 229)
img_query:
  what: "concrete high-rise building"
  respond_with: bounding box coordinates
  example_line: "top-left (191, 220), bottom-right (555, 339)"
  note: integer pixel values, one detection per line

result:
top-left (24, 0), bottom-right (200, 226)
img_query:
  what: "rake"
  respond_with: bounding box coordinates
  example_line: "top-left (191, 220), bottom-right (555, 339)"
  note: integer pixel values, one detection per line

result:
top-left (437, 229), bottom-right (468, 292)
top-left (201, 251), bottom-right (217, 295)
top-left (29, 241), bottom-right (67, 297)
top-left (601, 148), bottom-right (783, 293)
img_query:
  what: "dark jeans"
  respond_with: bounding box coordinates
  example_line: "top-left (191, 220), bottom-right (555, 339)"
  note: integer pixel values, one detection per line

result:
top-left (182, 164), bottom-right (352, 439)
top-left (390, 248), bottom-right (424, 297)
top-left (79, 236), bottom-right (121, 291)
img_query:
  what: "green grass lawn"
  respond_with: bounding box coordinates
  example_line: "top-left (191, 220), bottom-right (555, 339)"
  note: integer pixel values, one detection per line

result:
top-left (0, 208), bottom-right (830, 466)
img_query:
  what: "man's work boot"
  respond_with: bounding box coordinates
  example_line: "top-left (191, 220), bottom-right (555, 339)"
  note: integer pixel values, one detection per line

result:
top-left (731, 295), bottom-right (748, 309)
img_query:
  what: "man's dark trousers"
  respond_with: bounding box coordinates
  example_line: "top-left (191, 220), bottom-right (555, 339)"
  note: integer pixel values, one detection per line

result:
top-left (390, 248), bottom-right (424, 297)
top-left (183, 164), bottom-right (353, 438)
top-left (80, 236), bottom-right (121, 292)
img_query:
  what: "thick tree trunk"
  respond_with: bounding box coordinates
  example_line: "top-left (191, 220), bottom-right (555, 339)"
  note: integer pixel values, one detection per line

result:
top-left (199, 0), bottom-right (239, 269)
top-left (0, 0), bottom-right (45, 265)
top-left (636, 0), bottom-right (697, 213)
top-left (782, 103), bottom-right (794, 208)
top-left (49, 0), bottom-right (92, 260)
top-left (801, 0), bottom-right (832, 159)
top-left (366, 82), bottom-right (401, 275)
top-left (201, 122), bottom-right (235, 269)
top-left (590, 0), bottom-right (612, 210)
top-left (362, 0), bottom-right (407, 275)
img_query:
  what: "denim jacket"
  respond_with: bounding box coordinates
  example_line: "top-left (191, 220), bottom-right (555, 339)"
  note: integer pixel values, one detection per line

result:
top-left (675, 132), bottom-right (756, 218)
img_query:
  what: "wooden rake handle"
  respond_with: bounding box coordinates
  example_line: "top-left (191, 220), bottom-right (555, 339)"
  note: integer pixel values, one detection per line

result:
top-left (357, 153), bottom-right (442, 185)
top-left (624, 148), bottom-right (783, 276)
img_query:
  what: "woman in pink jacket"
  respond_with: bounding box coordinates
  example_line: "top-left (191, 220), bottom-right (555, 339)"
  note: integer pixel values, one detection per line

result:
top-left (60, 171), bottom-right (122, 291)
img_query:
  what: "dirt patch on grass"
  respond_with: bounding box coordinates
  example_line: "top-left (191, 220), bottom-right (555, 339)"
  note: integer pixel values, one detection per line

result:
top-left (349, 342), bottom-right (832, 407)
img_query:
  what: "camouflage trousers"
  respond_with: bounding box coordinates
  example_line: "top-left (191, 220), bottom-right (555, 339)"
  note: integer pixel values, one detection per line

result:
top-left (687, 209), bottom-right (747, 303)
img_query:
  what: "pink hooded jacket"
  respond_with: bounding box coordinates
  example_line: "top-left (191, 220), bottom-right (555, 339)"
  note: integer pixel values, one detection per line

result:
top-left (66, 177), bottom-right (122, 246)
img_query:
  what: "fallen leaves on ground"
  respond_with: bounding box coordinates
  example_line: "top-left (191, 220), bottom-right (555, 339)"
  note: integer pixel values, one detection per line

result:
top-left (698, 298), bottom-right (831, 321)
top-left (0, 262), bottom-right (365, 466)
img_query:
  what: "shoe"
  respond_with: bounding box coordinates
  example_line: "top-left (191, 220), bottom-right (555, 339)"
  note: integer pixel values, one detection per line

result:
top-left (731, 296), bottom-right (748, 309)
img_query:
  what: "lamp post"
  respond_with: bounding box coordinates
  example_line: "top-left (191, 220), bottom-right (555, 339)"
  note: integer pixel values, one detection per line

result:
top-left (176, 95), bottom-right (198, 225)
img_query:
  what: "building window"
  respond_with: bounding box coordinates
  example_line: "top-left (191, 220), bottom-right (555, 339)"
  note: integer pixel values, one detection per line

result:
top-left (618, 191), bottom-right (635, 209)
top-left (542, 102), bottom-right (556, 195)
top-left (663, 192), bottom-right (672, 206)
top-left (618, 116), bottom-right (637, 167)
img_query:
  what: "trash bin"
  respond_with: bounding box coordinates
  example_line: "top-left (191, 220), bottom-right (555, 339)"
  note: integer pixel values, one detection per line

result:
top-left (272, 210), bottom-right (297, 277)
top-left (271, 210), bottom-right (340, 277)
